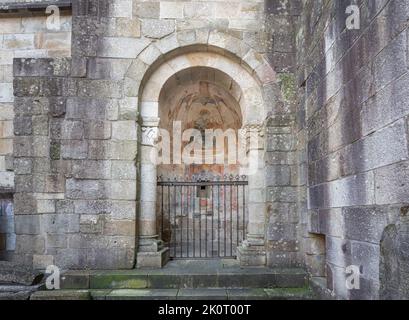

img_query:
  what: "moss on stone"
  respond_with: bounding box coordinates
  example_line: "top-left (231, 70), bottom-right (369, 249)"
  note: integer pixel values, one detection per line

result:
top-left (90, 275), bottom-right (148, 289)
top-left (50, 141), bottom-right (61, 160)
top-left (279, 73), bottom-right (296, 102)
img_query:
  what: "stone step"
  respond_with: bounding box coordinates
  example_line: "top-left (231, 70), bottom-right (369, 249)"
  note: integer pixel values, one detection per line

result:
top-left (30, 288), bottom-right (315, 300)
top-left (61, 268), bottom-right (308, 290)
top-left (30, 290), bottom-right (91, 300)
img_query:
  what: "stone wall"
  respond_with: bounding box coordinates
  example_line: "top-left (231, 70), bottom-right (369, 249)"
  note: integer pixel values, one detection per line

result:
top-left (0, 5), bottom-right (72, 193)
top-left (0, 2), bottom-right (71, 264)
top-left (9, 0), bottom-right (302, 270)
top-left (379, 207), bottom-right (409, 300)
top-left (2, 0), bottom-right (409, 301)
top-left (264, 0), bottom-right (303, 268)
top-left (297, 0), bottom-right (409, 299)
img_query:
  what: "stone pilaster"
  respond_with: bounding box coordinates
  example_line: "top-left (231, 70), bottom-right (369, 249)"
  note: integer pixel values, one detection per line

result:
top-left (237, 122), bottom-right (267, 267)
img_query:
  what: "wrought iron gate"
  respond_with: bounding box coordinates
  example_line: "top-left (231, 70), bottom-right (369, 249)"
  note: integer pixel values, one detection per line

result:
top-left (157, 175), bottom-right (248, 259)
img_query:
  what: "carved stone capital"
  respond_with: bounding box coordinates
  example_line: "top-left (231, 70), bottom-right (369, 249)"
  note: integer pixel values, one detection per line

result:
top-left (141, 126), bottom-right (159, 146)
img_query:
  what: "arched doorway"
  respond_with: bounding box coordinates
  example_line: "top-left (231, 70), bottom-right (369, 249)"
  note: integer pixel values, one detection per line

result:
top-left (136, 49), bottom-right (270, 268)
top-left (157, 67), bottom-right (245, 259)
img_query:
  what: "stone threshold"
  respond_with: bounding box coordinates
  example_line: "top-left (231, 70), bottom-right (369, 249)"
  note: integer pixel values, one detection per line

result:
top-left (31, 287), bottom-right (315, 300)
top-left (59, 260), bottom-right (308, 291)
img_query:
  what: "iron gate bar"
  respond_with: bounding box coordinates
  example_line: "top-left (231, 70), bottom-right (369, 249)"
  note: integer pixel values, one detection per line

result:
top-left (157, 175), bottom-right (248, 260)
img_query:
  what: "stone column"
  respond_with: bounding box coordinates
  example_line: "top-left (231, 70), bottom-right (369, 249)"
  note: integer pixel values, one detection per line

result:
top-left (136, 117), bottom-right (169, 268)
top-left (237, 123), bottom-right (267, 266)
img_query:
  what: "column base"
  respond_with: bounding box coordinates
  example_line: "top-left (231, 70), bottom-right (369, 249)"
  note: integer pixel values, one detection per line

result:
top-left (136, 236), bottom-right (170, 268)
top-left (237, 238), bottom-right (266, 267)
top-left (136, 248), bottom-right (170, 269)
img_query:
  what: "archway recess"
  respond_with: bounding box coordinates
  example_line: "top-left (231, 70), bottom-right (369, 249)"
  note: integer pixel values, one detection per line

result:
top-left (136, 47), bottom-right (272, 268)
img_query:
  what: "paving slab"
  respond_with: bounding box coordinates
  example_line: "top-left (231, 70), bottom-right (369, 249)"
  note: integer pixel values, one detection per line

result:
top-left (105, 289), bottom-right (178, 300)
top-left (227, 288), bottom-right (269, 300)
top-left (264, 288), bottom-right (314, 300)
top-left (90, 274), bottom-right (148, 289)
top-left (177, 288), bottom-right (228, 300)
top-left (30, 290), bottom-right (91, 300)
top-left (90, 289), bottom-right (112, 300)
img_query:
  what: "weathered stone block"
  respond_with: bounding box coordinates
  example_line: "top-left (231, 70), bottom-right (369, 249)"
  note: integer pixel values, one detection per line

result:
top-left (36, 199), bottom-right (55, 214)
top-left (14, 116), bottom-right (33, 136)
top-left (61, 140), bottom-right (88, 160)
top-left (108, 180), bottom-right (137, 201)
top-left (32, 115), bottom-right (49, 136)
top-left (98, 37), bottom-right (149, 59)
top-left (42, 214), bottom-right (80, 234)
top-left (108, 0), bottom-right (133, 18)
top-left (84, 121), bottom-right (112, 140)
top-left (14, 215), bottom-right (40, 235)
top-left (61, 121), bottom-right (84, 140)
top-left (343, 207), bottom-right (389, 243)
top-left (66, 97), bottom-right (118, 121)
top-left (33, 255), bottom-right (54, 269)
top-left (72, 160), bottom-right (111, 180)
top-left (108, 140), bottom-right (138, 160)
top-left (309, 172), bottom-right (375, 209)
top-left (268, 186), bottom-right (298, 203)
top-left (56, 200), bottom-right (75, 214)
top-left (74, 200), bottom-right (110, 215)
top-left (66, 179), bottom-right (107, 200)
top-left (103, 220), bottom-right (136, 236)
top-left (267, 223), bottom-right (297, 241)
top-left (112, 121), bottom-right (138, 141)
top-left (160, 2), bottom-right (184, 19)
top-left (0, 83), bottom-right (14, 103)
top-left (13, 58), bottom-right (71, 77)
top-left (141, 19), bottom-right (175, 39)
top-left (266, 165), bottom-right (291, 186)
top-left (326, 236), bottom-right (351, 268)
top-left (15, 235), bottom-right (45, 254)
top-left (373, 32), bottom-right (408, 92)
top-left (79, 215), bottom-right (105, 234)
top-left (362, 72), bottom-right (409, 136)
top-left (111, 161), bottom-right (137, 180)
top-left (13, 193), bottom-right (36, 215)
top-left (87, 58), bottom-right (132, 81)
top-left (267, 134), bottom-right (295, 151)
top-left (134, 1), bottom-right (160, 19)
top-left (375, 161), bottom-right (409, 205)
top-left (3, 34), bottom-right (34, 50)
top-left (184, 2), bottom-right (215, 19)
top-left (78, 79), bottom-right (122, 98)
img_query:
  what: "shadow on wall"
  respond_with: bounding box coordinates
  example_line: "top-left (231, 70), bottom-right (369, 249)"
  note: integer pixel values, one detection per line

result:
top-left (380, 206), bottom-right (409, 300)
top-left (0, 194), bottom-right (15, 261)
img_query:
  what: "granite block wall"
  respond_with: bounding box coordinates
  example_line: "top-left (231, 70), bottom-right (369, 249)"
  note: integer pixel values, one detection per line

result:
top-left (0, 0), bottom-right (71, 263)
top-left (297, 0), bottom-right (409, 299)
top-left (8, 0), bottom-right (300, 270)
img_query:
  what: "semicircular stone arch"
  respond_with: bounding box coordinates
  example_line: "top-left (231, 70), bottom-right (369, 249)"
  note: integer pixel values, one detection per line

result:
top-left (134, 29), bottom-right (272, 268)
top-left (139, 51), bottom-right (268, 125)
